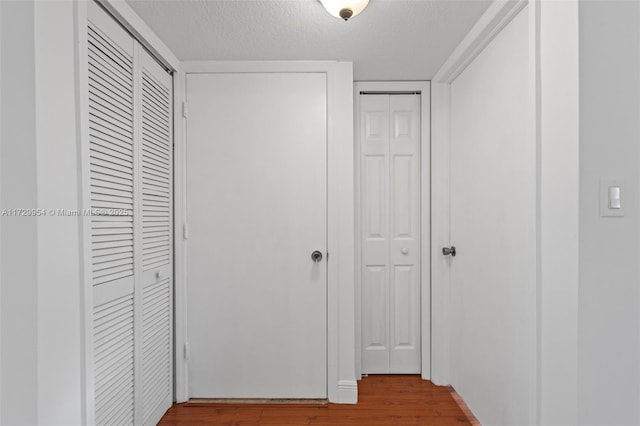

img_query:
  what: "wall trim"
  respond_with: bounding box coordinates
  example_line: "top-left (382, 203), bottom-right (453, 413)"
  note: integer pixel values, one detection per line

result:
top-left (73, 2), bottom-right (92, 424)
top-left (353, 81), bottom-right (431, 381)
top-left (433, 0), bottom-right (529, 83)
top-left (429, 81), bottom-right (451, 386)
top-left (174, 60), bottom-right (356, 404)
top-left (173, 69), bottom-right (188, 404)
top-left (337, 380), bottom-right (358, 404)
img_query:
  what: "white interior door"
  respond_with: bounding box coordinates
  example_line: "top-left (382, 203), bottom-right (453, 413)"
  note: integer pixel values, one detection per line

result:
top-left (448, 7), bottom-right (535, 425)
top-left (360, 93), bottom-right (421, 374)
top-left (186, 72), bottom-right (327, 398)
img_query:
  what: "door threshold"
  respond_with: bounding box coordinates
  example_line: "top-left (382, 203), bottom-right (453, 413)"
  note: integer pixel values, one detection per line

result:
top-left (187, 398), bottom-right (328, 406)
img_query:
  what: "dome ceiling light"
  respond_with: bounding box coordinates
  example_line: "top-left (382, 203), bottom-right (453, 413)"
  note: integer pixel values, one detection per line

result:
top-left (319, 0), bottom-right (370, 21)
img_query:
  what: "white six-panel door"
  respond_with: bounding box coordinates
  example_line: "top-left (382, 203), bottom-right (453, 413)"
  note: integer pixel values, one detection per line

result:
top-left (86, 2), bottom-right (173, 424)
top-left (185, 72), bottom-right (327, 398)
top-left (360, 94), bottom-right (421, 374)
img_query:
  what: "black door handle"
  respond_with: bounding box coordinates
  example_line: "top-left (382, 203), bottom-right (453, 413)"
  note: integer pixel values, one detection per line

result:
top-left (442, 246), bottom-right (456, 257)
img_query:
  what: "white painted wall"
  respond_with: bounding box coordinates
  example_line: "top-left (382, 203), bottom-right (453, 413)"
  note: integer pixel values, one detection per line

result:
top-left (1, 1), bottom-right (83, 424)
top-left (538, 1), bottom-right (580, 424)
top-left (578, 2), bottom-right (640, 425)
top-left (33, 1), bottom-right (83, 424)
top-left (1, 2), bottom-right (39, 424)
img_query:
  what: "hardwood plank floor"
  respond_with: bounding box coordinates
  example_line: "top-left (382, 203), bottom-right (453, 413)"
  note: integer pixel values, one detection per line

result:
top-left (159, 375), bottom-right (478, 425)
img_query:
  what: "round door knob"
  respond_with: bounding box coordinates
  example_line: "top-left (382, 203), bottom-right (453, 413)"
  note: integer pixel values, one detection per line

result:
top-left (401, 247), bottom-right (409, 255)
top-left (442, 246), bottom-right (456, 257)
top-left (311, 250), bottom-right (323, 263)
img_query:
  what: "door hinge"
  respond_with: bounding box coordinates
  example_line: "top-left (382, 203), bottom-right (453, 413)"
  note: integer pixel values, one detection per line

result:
top-left (183, 223), bottom-right (189, 240)
top-left (182, 101), bottom-right (188, 118)
top-left (184, 342), bottom-right (190, 360)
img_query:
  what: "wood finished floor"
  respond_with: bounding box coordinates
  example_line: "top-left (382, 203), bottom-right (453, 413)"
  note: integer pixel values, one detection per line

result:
top-left (159, 375), bottom-right (478, 425)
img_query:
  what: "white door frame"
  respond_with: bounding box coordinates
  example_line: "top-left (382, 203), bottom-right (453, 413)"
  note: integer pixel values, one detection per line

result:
top-left (354, 81), bottom-right (431, 380)
top-left (431, 0), bottom-right (580, 424)
top-left (175, 61), bottom-right (357, 404)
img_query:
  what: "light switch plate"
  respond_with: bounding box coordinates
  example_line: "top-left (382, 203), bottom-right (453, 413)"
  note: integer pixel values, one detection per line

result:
top-left (600, 177), bottom-right (624, 217)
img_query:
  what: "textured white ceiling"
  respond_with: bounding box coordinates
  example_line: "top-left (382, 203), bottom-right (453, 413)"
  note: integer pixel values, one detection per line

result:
top-left (125, 0), bottom-right (492, 80)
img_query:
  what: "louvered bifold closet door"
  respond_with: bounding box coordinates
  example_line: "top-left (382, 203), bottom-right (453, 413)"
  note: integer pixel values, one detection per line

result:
top-left (86, 2), bottom-right (174, 425)
top-left (137, 48), bottom-right (173, 426)
top-left (87, 3), bottom-right (136, 425)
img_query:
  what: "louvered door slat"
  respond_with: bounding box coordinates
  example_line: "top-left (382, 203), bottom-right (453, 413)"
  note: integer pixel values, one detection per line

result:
top-left (87, 51), bottom-right (133, 91)
top-left (90, 157), bottom-right (134, 179)
top-left (88, 25), bottom-right (132, 66)
top-left (88, 43), bottom-right (132, 83)
top-left (142, 154), bottom-right (170, 171)
top-left (87, 74), bottom-right (133, 112)
top-left (142, 143), bottom-right (169, 158)
top-left (92, 177), bottom-right (133, 193)
top-left (89, 115), bottom-right (133, 142)
top-left (87, 45), bottom-right (134, 87)
top-left (140, 99), bottom-right (170, 129)
top-left (141, 130), bottom-right (171, 154)
top-left (142, 126), bottom-right (171, 149)
top-left (88, 81), bottom-right (133, 116)
top-left (91, 140), bottom-right (133, 163)
top-left (142, 160), bottom-right (170, 178)
top-left (142, 84), bottom-right (170, 114)
top-left (88, 62), bottom-right (134, 99)
top-left (142, 148), bottom-right (170, 163)
top-left (90, 128), bottom-right (135, 155)
top-left (90, 170), bottom-right (133, 189)
top-left (89, 97), bottom-right (133, 129)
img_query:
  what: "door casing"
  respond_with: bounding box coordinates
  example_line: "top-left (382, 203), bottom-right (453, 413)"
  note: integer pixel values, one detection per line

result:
top-left (354, 81), bottom-right (431, 380)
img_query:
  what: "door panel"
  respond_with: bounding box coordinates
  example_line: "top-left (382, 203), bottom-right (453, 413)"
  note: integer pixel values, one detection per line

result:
top-left (138, 48), bottom-right (173, 426)
top-left (87, 3), bottom-right (136, 423)
top-left (361, 94), bottom-right (421, 374)
top-left (186, 73), bottom-right (327, 398)
top-left (449, 6), bottom-right (535, 425)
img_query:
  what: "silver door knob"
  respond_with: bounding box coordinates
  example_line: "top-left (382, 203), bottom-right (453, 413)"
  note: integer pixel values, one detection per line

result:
top-left (401, 247), bottom-right (409, 255)
top-left (442, 246), bottom-right (456, 257)
top-left (311, 250), bottom-right (323, 263)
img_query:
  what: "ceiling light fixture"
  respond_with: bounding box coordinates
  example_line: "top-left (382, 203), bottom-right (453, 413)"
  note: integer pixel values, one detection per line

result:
top-left (320, 0), bottom-right (370, 21)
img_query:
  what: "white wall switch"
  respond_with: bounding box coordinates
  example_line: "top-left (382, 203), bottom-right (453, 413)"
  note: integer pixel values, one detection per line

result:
top-left (608, 186), bottom-right (621, 209)
top-left (600, 178), bottom-right (624, 217)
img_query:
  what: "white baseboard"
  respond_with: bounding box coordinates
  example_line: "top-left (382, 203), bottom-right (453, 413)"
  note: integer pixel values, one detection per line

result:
top-left (336, 380), bottom-right (358, 404)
